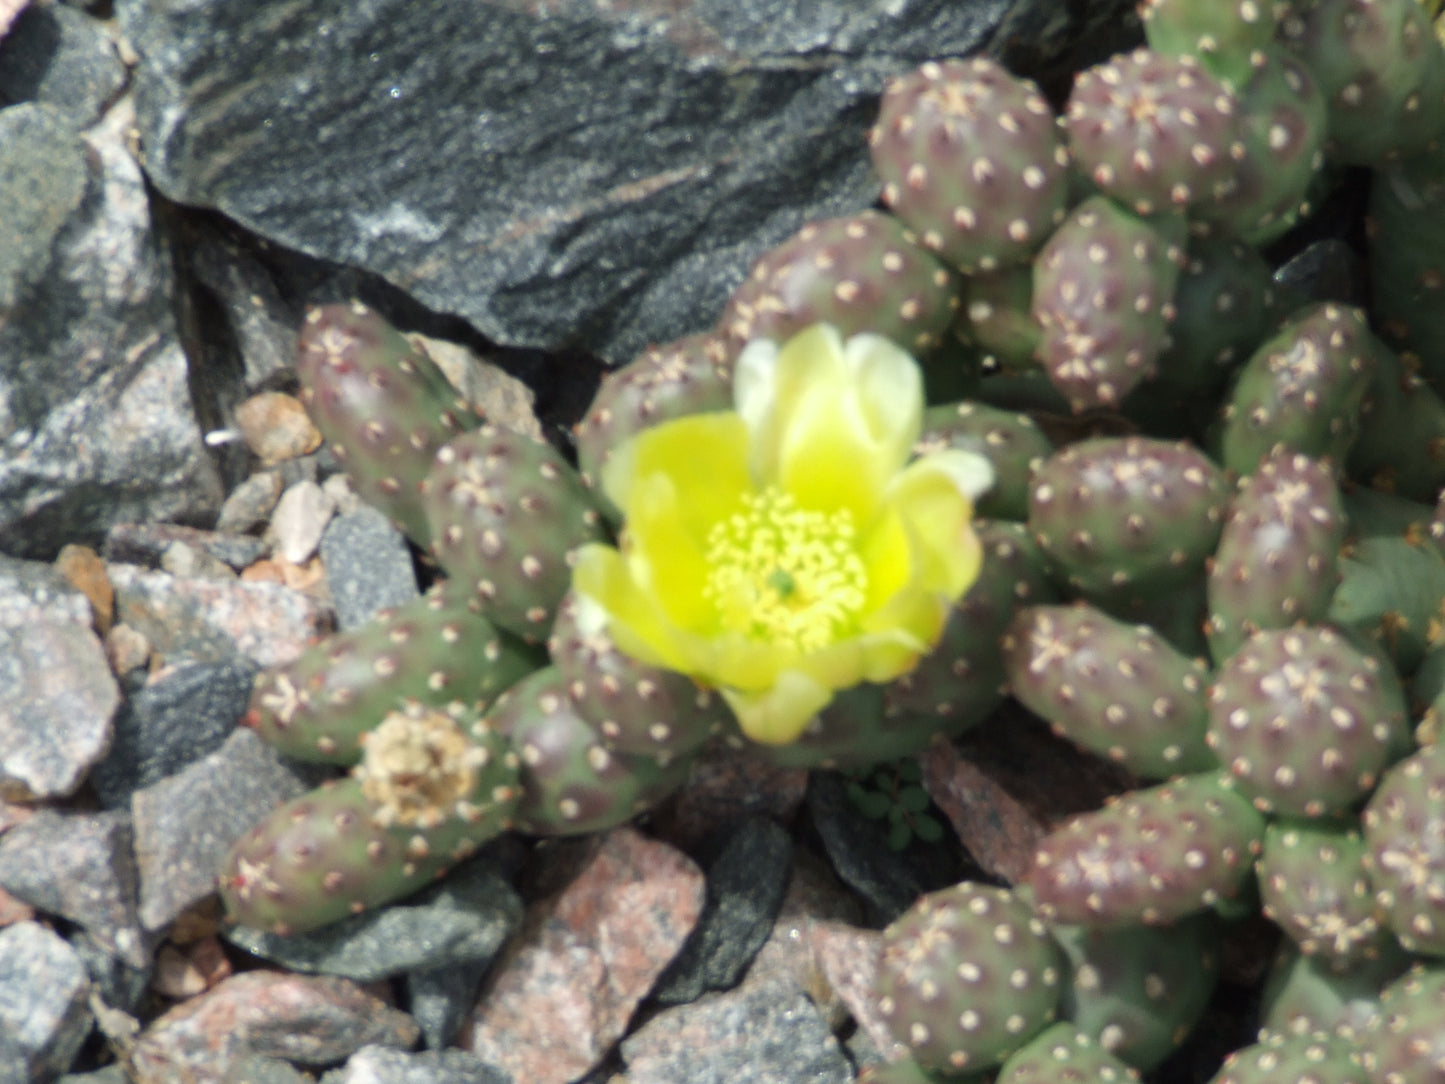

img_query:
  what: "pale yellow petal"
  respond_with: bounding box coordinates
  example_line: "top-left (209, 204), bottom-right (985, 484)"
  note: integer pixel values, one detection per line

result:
top-left (622, 471), bottom-right (716, 632)
top-left (883, 450), bottom-right (992, 598)
top-left (722, 669), bottom-right (835, 745)
top-left (844, 331), bottom-right (925, 471)
top-left (571, 542), bottom-right (691, 673)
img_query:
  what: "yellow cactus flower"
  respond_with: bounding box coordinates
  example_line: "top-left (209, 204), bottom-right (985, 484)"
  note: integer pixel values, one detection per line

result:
top-left (571, 323), bottom-right (994, 745)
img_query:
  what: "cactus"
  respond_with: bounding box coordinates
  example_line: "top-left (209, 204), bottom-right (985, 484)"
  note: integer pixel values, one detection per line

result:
top-left (1002, 602), bottom-right (1216, 779)
top-left (1064, 49), bottom-right (1244, 218)
top-left (219, 701), bottom-right (520, 934)
top-left (1363, 741), bottom-right (1445, 955)
top-left (1139, 0), bottom-right (1280, 84)
top-left (1026, 771), bottom-right (1266, 928)
top-left (1030, 195), bottom-right (1185, 412)
top-left (1359, 964), bottom-right (1445, 1081)
top-left (995, 1022), bottom-right (1142, 1084)
top-left (876, 882), bottom-right (1065, 1074)
top-left (295, 301), bottom-right (481, 548)
top-left (719, 211), bottom-right (962, 357)
top-left (1205, 626), bottom-right (1410, 818)
top-left (869, 57), bottom-right (1070, 274)
top-left (1208, 1031), bottom-right (1369, 1084)
top-left (916, 402), bottom-right (1054, 522)
top-left (1028, 435), bottom-right (1230, 596)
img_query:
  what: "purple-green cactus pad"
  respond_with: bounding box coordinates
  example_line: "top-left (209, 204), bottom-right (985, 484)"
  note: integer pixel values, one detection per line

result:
top-left (1259, 818), bottom-right (1394, 967)
top-left (869, 57), bottom-right (1070, 274)
top-left (1363, 741), bottom-right (1445, 956)
top-left (1259, 935), bottom-right (1413, 1042)
top-left (574, 333), bottom-right (735, 522)
top-left (995, 1022), bottom-right (1141, 1084)
top-left (1360, 964), bottom-right (1445, 1083)
top-left (876, 882), bottom-right (1064, 1074)
top-left (1349, 338), bottom-right (1445, 503)
top-left (246, 580), bottom-right (540, 765)
top-left (548, 589), bottom-right (729, 763)
top-left (917, 402), bottom-right (1054, 522)
top-left (1140, 0), bottom-right (1279, 84)
top-left (1219, 302), bottom-right (1377, 476)
top-left (1026, 771), bottom-right (1265, 929)
top-left (1206, 626), bottom-right (1410, 818)
top-left (1030, 196), bottom-right (1185, 412)
top-left (1002, 602), bottom-right (1215, 779)
top-left (718, 211), bottom-right (961, 356)
top-left (296, 301), bottom-right (481, 548)
top-left (487, 666), bottom-right (692, 836)
top-left (1205, 450), bottom-right (1346, 664)
top-left (1065, 49), bottom-right (1243, 217)
top-left (1028, 435), bottom-right (1229, 595)
top-left (1049, 912), bottom-right (1219, 1071)
top-left (220, 702), bottom-right (520, 934)
top-left (954, 263), bottom-right (1041, 374)
top-left (1210, 1032), bottom-right (1369, 1084)
top-left (1280, 0), bottom-right (1445, 164)
top-left (423, 425), bottom-right (609, 643)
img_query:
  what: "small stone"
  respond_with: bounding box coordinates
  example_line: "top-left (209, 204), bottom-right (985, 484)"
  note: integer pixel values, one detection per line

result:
top-left (161, 540), bottom-right (239, 581)
top-left (151, 936), bottom-right (232, 999)
top-left (215, 470), bottom-right (283, 535)
top-left (414, 335), bottom-right (541, 439)
top-left (224, 857), bottom-right (521, 984)
top-left (233, 391), bottom-right (323, 464)
top-left (269, 479), bottom-right (335, 566)
top-left (318, 507), bottom-right (419, 630)
top-left (0, 921), bottom-right (92, 1081)
top-left (462, 827), bottom-right (704, 1084)
top-left (0, 807), bottom-right (152, 967)
top-left (128, 970), bottom-right (419, 1084)
top-left (89, 656), bottom-right (260, 809)
top-left (104, 622), bottom-right (153, 677)
top-left (131, 729), bottom-right (327, 934)
top-left (54, 542), bottom-right (114, 634)
top-left (319, 1045), bottom-right (513, 1084)
top-left (109, 563), bottom-right (331, 670)
top-left (105, 522), bottom-right (271, 573)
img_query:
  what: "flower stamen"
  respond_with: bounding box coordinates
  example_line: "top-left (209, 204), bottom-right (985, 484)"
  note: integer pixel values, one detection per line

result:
top-left (704, 488), bottom-right (867, 653)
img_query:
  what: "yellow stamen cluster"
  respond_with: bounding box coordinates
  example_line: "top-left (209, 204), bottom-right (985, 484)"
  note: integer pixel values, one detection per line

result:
top-left (704, 487), bottom-right (867, 653)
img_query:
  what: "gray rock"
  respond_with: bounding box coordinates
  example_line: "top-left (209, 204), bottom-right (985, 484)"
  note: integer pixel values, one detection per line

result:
top-left (406, 958), bottom-right (491, 1052)
top-left (131, 728), bottom-right (327, 933)
top-left (224, 856), bottom-right (522, 984)
top-left (0, 3), bottom-right (127, 127)
top-left (0, 808), bottom-right (153, 968)
top-left (619, 975), bottom-right (852, 1084)
top-left (0, 921), bottom-right (92, 1083)
top-left (90, 656), bottom-right (261, 809)
top-left (320, 1045), bottom-right (514, 1084)
top-left (269, 479), bottom-right (334, 565)
top-left (215, 471), bottom-right (283, 536)
top-left (58, 1067), bottom-right (132, 1084)
top-left (651, 816), bottom-right (793, 1005)
top-left (71, 929), bottom-right (153, 1017)
top-left (318, 506), bottom-right (419, 630)
top-left (115, 0), bottom-right (1009, 363)
top-left (104, 522), bottom-right (270, 572)
top-left (109, 562), bottom-right (331, 670)
top-left (0, 551), bottom-right (94, 626)
top-left (0, 98), bottom-right (223, 558)
top-left (0, 615), bottom-right (119, 799)
top-left (221, 1055), bottom-right (316, 1084)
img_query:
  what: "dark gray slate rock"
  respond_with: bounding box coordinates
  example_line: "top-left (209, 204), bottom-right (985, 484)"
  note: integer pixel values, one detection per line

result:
top-left (90, 656), bottom-right (261, 809)
top-left (0, 555), bottom-right (118, 799)
top-left (406, 958), bottom-right (491, 1052)
top-left (651, 816), bottom-right (792, 1006)
top-left (223, 856), bottom-right (522, 983)
top-left (321, 1046), bottom-right (514, 1084)
top-left (71, 929), bottom-right (153, 1017)
top-left (131, 728), bottom-right (328, 933)
top-left (0, 3), bottom-right (127, 127)
top-left (116, 0), bottom-right (1010, 363)
top-left (0, 808), bottom-right (152, 968)
top-left (619, 975), bottom-right (852, 1084)
top-left (319, 507), bottom-right (419, 631)
top-left (0, 921), bottom-right (92, 1082)
top-left (0, 99), bottom-right (223, 558)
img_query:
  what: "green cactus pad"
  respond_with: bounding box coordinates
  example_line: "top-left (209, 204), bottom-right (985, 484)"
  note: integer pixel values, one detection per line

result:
top-left (1026, 771), bottom-right (1265, 928)
top-left (917, 402), bottom-right (1054, 522)
top-left (1363, 741), bottom-right (1445, 955)
top-left (219, 702), bottom-right (520, 934)
top-left (423, 425), bottom-right (609, 644)
top-left (1209, 1031), bottom-right (1369, 1084)
top-left (1259, 935), bottom-right (1413, 1041)
top-left (996, 1022), bottom-right (1141, 1084)
top-left (876, 882), bottom-right (1064, 1074)
top-left (1359, 964), bottom-right (1445, 1082)
top-left (1206, 626), bottom-right (1410, 817)
top-left (870, 57), bottom-right (1070, 274)
top-left (719, 211), bottom-right (961, 357)
top-left (1206, 450), bottom-right (1346, 664)
top-left (1028, 435), bottom-right (1229, 595)
top-left (246, 580), bottom-right (540, 764)
top-left (1140, 0), bottom-right (1279, 84)
top-left (296, 301), bottom-right (480, 548)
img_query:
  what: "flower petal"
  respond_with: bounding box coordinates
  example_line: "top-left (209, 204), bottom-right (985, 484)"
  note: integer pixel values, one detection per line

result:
top-left (571, 542), bottom-right (692, 673)
top-left (722, 668), bottom-right (835, 745)
top-left (622, 470), bottom-right (718, 633)
top-left (883, 449), bottom-right (992, 598)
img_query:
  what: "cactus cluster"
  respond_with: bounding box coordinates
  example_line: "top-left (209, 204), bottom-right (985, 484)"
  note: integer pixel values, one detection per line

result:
top-left (216, 0), bottom-right (1445, 1079)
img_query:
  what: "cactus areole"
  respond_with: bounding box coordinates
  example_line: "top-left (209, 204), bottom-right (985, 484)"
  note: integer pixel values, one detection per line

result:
top-left (571, 323), bottom-right (994, 745)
